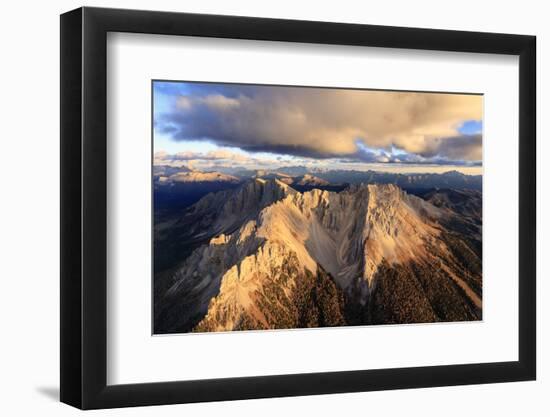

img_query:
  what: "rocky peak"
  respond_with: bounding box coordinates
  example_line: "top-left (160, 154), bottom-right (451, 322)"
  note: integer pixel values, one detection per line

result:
top-left (156, 181), bottom-right (481, 334)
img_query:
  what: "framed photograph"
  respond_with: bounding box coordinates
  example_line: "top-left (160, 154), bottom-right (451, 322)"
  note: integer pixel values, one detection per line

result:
top-left (60, 7), bottom-right (536, 409)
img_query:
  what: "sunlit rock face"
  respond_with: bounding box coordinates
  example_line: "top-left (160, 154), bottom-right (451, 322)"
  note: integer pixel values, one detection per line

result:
top-left (154, 179), bottom-right (482, 334)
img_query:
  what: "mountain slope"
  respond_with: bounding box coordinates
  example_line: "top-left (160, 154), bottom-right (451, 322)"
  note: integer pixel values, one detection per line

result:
top-left (154, 180), bottom-right (482, 333)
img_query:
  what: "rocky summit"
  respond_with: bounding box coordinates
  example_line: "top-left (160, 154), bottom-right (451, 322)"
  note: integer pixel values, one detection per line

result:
top-left (154, 178), bottom-right (482, 334)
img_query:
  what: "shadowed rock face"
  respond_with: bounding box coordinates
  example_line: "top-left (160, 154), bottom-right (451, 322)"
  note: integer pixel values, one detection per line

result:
top-left (154, 179), bottom-right (482, 334)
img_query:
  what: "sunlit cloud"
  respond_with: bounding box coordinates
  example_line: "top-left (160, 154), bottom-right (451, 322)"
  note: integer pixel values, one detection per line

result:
top-left (154, 82), bottom-right (482, 166)
top-left (153, 81), bottom-right (483, 176)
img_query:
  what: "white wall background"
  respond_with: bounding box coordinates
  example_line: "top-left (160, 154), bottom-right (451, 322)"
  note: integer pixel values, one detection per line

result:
top-left (0, 0), bottom-right (545, 415)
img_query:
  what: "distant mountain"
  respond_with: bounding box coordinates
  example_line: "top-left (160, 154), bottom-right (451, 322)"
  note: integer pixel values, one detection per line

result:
top-left (254, 172), bottom-right (294, 184)
top-left (154, 167), bottom-right (243, 218)
top-left (415, 188), bottom-right (482, 224)
top-left (154, 179), bottom-right (482, 334)
top-left (276, 165), bottom-right (311, 176)
top-left (153, 165), bottom-right (240, 185)
top-left (168, 171), bottom-right (240, 184)
top-left (210, 166), bottom-right (481, 191)
top-left (294, 174), bottom-right (329, 186)
top-left (153, 164), bottom-right (192, 177)
top-left (314, 169), bottom-right (482, 191)
top-left (192, 166), bottom-right (481, 191)
top-left (289, 174), bottom-right (347, 193)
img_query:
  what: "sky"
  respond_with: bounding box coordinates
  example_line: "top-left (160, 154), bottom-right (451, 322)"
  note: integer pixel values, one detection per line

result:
top-left (153, 81), bottom-right (483, 175)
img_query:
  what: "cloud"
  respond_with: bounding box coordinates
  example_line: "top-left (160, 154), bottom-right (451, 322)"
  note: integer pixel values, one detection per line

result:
top-left (346, 140), bottom-right (481, 167)
top-left (153, 149), bottom-right (280, 170)
top-left (155, 149), bottom-right (249, 162)
top-left (155, 84), bottom-right (482, 163)
top-left (418, 134), bottom-right (482, 161)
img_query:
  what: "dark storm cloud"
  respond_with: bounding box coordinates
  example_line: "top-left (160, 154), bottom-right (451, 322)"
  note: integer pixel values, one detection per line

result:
top-left (417, 134), bottom-right (482, 161)
top-left (154, 82), bottom-right (483, 165)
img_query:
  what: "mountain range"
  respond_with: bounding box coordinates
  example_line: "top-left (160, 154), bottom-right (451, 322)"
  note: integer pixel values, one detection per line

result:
top-left (154, 170), bottom-right (482, 334)
top-left (154, 165), bottom-right (481, 216)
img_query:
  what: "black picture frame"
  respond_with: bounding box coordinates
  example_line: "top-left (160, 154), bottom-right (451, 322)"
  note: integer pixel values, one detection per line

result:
top-left (60, 6), bottom-right (536, 410)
